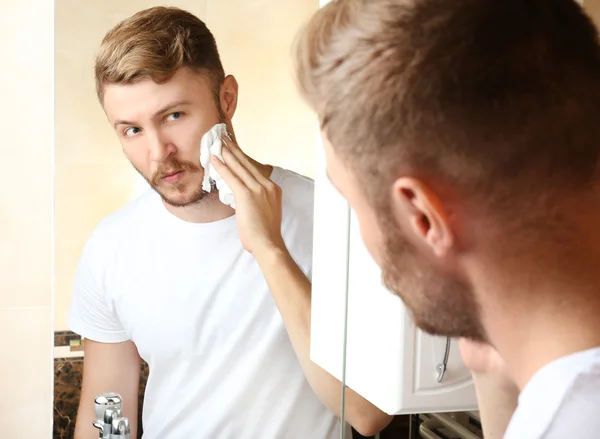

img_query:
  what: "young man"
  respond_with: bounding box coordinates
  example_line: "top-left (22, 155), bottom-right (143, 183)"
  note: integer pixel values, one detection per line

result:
top-left (291, 0), bottom-right (600, 437)
top-left (67, 6), bottom-right (392, 439)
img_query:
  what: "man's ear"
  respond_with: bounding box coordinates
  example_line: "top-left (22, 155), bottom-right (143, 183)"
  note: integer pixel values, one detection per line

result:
top-left (391, 177), bottom-right (454, 257)
top-left (220, 75), bottom-right (239, 120)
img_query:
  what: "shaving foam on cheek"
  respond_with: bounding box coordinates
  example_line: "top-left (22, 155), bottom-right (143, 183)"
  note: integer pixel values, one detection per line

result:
top-left (199, 123), bottom-right (236, 209)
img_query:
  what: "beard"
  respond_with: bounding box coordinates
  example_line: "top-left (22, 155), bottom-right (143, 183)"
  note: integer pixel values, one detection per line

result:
top-left (378, 215), bottom-right (487, 342)
top-left (136, 156), bottom-right (216, 207)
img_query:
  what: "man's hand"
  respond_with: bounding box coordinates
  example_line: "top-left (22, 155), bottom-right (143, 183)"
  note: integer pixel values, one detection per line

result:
top-left (210, 137), bottom-right (286, 255)
top-left (459, 337), bottom-right (509, 377)
top-left (459, 338), bottom-right (520, 439)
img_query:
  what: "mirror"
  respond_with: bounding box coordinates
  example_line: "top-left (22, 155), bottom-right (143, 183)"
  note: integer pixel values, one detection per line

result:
top-left (52, 1), bottom-right (340, 438)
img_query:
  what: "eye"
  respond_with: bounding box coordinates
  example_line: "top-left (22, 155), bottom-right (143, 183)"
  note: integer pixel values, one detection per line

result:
top-left (124, 127), bottom-right (141, 137)
top-left (166, 112), bottom-right (183, 121)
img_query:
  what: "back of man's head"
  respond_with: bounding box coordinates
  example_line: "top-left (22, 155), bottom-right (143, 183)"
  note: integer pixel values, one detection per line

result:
top-left (294, 0), bottom-right (600, 225)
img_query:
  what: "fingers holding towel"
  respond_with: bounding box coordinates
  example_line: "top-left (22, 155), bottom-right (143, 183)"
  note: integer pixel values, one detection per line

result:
top-left (199, 123), bottom-right (236, 209)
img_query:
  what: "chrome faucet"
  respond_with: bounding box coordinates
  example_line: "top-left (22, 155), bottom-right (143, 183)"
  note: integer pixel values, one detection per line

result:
top-left (93, 392), bottom-right (131, 438)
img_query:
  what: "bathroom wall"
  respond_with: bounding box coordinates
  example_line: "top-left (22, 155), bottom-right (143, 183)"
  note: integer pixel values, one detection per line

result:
top-left (0, 0), bottom-right (54, 438)
top-left (54, 0), bottom-right (320, 333)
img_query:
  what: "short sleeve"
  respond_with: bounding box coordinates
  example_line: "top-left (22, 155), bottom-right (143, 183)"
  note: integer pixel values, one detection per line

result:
top-left (67, 227), bottom-right (129, 343)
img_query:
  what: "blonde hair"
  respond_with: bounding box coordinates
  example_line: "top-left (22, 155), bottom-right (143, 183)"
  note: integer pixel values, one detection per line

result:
top-left (293, 0), bottom-right (600, 213)
top-left (94, 6), bottom-right (224, 104)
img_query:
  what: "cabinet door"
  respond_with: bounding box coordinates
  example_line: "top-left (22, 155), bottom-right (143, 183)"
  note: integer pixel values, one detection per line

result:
top-left (310, 136), bottom-right (478, 415)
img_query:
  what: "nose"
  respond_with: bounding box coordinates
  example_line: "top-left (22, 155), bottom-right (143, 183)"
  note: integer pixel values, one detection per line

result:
top-left (148, 131), bottom-right (176, 162)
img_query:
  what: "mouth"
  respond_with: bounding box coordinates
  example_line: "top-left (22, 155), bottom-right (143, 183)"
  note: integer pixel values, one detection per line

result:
top-left (161, 170), bottom-right (184, 184)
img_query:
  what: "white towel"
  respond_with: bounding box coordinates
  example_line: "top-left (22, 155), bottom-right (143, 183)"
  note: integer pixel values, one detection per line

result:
top-left (199, 123), bottom-right (236, 209)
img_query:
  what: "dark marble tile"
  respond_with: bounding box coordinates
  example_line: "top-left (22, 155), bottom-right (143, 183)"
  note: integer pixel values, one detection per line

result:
top-left (54, 331), bottom-right (72, 347)
top-left (54, 359), bottom-right (83, 439)
top-left (54, 331), bottom-right (84, 351)
top-left (138, 361), bottom-right (149, 437)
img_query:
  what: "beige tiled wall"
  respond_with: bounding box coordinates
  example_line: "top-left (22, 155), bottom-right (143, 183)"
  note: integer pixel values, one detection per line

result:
top-left (54, 0), bottom-right (319, 331)
top-left (208, 0), bottom-right (320, 174)
top-left (0, 0), bottom-right (53, 437)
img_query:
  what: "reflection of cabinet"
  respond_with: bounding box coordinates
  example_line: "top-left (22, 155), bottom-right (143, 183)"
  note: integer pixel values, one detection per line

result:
top-left (310, 133), bottom-right (478, 415)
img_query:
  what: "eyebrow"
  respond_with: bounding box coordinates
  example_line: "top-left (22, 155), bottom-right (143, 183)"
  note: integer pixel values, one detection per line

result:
top-left (112, 100), bottom-right (192, 128)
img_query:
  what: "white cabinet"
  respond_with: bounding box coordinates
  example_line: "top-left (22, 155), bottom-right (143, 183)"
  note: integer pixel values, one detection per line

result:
top-left (310, 133), bottom-right (478, 415)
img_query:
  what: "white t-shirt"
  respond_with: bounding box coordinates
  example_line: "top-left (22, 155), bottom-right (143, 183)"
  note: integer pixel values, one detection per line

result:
top-left (68, 166), bottom-right (346, 439)
top-left (504, 346), bottom-right (600, 439)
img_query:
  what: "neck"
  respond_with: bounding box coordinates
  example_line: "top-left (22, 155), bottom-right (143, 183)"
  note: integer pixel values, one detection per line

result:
top-left (164, 191), bottom-right (235, 223)
top-left (484, 285), bottom-right (600, 390)
top-left (466, 191), bottom-right (600, 389)
top-left (473, 235), bottom-right (600, 390)
top-left (162, 161), bottom-right (274, 224)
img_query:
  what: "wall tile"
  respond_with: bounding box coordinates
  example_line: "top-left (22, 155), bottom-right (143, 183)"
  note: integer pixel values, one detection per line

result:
top-left (0, 0), bottom-right (53, 309)
top-left (54, 163), bottom-right (140, 330)
top-left (0, 307), bottom-right (52, 438)
top-left (207, 0), bottom-right (320, 178)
